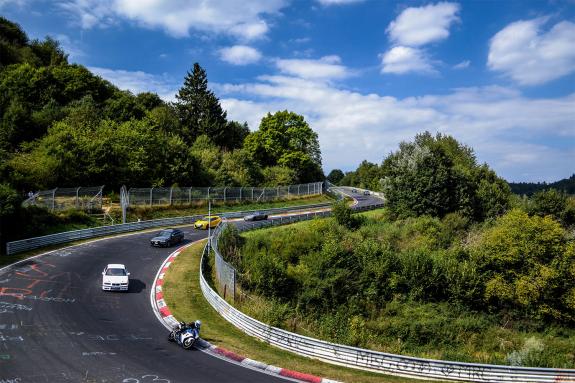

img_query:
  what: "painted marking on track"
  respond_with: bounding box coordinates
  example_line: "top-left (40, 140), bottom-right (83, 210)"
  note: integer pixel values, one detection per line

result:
top-left (0, 302), bottom-right (31, 311)
top-left (0, 378), bottom-right (21, 383)
top-left (0, 335), bottom-right (23, 342)
top-left (82, 351), bottom-right (117, 357)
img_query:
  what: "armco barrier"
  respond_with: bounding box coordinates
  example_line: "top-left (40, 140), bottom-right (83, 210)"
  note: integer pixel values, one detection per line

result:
top-left (202, 196), bottom-right (575, 382)
top-left (5, 201), bottom-right (334, 255)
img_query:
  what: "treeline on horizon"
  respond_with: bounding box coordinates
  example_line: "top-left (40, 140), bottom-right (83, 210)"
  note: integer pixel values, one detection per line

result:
top-left (328, 154), bottom-right (574, 197)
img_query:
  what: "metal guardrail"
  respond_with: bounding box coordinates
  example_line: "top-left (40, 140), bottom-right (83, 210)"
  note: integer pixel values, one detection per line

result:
top-left (202, 193), bottom-right (575, 382)
top-left (5, 201), bottom-right (335, 255)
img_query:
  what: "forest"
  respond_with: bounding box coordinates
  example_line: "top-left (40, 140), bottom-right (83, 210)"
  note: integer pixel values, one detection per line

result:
top-left (221, 133), bottom-right (575, 367)
top-left (0, 17), bottom-right (324, 247)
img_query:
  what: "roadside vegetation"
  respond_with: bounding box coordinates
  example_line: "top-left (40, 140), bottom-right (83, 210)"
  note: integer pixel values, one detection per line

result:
top-left (162, 240), bottom-right (437, 383)
top-left (218, 133), bottom-right (575, 368)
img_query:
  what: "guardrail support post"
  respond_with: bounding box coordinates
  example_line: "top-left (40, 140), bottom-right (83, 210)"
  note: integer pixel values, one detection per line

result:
top-left (51, 188), bottom-right (57, 211)
top-left (75, 186), bottom-right (80, 209)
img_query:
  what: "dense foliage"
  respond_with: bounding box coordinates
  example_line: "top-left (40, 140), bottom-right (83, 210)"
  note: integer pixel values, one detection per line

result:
top-left (232, 206), bottom-right (575, 366)
top-left (0, 17), bottom-right (325, 250)
top-left (510, 175), bottom-right (575, 196)
top-left (219, 133), bottom-right (575, 366)
top-left (340, 132), bottom-right (511, 221)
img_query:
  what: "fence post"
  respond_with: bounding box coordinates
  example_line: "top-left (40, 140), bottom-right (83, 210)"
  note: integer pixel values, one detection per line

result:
top-left (251, 187), bottom-right (254, 201)
top-left (224, 187), bottom-right (227, 202)
top-left (149, 187), bottom-right (153, 207)
top-left (298, 184), bottom-right (300, 196)
top-left (75, 186), bottom-right (80, 209)
top-left (188, 187), bottom-right (192, 204)
top-left (239, 187), bottom-right (242, 201)
top-left (288, 185), bottom-right (291, 197)
top-left (207, 187), bottom-right (210, 201)
top-left (169, 186), bottom-right (173, 205)
top-left (52, 188), bottom-right (57, 211)
top-left (308, 183), bottom-right (310, 195)
top-left (277, 186), bottom-right (280, 199)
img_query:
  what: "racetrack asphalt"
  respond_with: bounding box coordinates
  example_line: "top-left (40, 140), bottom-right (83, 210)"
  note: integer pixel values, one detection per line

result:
top-left (0, 190), bottom-right (381, 383)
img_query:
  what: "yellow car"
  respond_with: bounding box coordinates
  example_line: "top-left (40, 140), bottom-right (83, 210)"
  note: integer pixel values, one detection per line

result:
top-left (194, 215), bottom-right (222, 230)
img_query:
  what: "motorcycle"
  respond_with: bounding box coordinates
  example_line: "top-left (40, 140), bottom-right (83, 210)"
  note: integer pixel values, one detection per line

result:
top-left (168, 321), bottom-right (199, 349)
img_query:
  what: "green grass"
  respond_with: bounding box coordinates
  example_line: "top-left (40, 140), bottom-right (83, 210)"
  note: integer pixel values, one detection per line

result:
top-left (162, 240), bottom-right (441, 383)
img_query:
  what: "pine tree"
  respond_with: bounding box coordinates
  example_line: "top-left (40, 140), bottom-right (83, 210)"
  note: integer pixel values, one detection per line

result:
top-left (174, 63), bottom-right (228, 146)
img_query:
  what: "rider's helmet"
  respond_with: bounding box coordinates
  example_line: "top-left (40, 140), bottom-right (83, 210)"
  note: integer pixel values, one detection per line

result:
top-left (195, 320), bottom-right (201, 330)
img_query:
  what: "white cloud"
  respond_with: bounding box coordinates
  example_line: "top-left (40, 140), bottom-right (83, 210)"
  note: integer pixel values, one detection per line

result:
top-left (218, 75), bottom-right (575, 182)
top-left (88, 66), bottom-right (179, 101)
top-left (316, 0), bottom-right (364, 5)
top-left (57, 0), bottom-right (286, 40)
top-left (453, 60), bottom-right (470, 69)
top-left (275, 55), bottom-right (351, 80)
top-left (54, 34), bottom-right (85, 60)
top-left (380, 46), bottom-right (436, 74)
top-left (0, 0), bottom-right (28, 8)
top-left (488, 18), bottom-right (575, 85)
top-left (219, 45), bottom-right (262, 65)
top-left (387, 2), bottom-right (460, 47)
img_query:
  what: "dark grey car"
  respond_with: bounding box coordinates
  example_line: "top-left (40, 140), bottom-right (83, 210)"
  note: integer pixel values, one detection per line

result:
top-left (150, 228), bottom-right (184, 247)
top-left (243, 212), bottom-right (268, 221)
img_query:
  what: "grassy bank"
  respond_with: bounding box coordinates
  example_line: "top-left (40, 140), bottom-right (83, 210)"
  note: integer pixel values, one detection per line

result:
top-left (162, 240), bottom-right (432, 383)
top-left (227, 209), bottom-right (575, 368)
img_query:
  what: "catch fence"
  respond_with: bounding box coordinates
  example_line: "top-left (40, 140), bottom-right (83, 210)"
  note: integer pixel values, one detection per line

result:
top-left (125, 182), bottom-right (323, 207)
top-left (22, 186), bottom-right (104, 212)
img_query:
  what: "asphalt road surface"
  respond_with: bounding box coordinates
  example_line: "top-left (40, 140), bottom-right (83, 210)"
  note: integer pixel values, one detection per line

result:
top-left (0, 193), bottom-right (382, 383)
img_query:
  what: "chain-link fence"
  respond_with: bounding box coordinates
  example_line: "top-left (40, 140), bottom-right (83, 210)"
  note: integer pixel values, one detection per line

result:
top-left (22, 186), bottom-right (104, 212)
top-left (125, 182), bottom-right (323, 207)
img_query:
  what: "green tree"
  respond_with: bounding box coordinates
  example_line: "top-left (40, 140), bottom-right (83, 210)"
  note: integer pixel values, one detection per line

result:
top-left (326, 169), bottom-right (344, 185)
top-left (381, 132), bottom-right (511, 220)
top-left (244, 110), bottom-right (323, 183)
top-left (174, 63), bottom-right (228, 146)
top-left (472, 209), bottom-right (573, 321)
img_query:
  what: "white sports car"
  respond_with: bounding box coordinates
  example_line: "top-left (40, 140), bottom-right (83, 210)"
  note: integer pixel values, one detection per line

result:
top-left (102, 264), bottom-right (130, 291)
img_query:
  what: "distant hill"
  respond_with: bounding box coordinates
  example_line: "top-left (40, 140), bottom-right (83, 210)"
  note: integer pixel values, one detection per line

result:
top-left (509, 174), bottom-right (575, 196)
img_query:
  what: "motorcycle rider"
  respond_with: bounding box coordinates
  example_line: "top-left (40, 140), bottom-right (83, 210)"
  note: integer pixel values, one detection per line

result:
top-left (189, 320), bottom-right (201, 337)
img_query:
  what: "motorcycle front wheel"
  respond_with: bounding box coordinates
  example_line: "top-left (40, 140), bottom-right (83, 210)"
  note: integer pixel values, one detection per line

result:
top-left (182, 337), bottom-right (196, 349)
top-left (168, 331), bottom-right (176, 342)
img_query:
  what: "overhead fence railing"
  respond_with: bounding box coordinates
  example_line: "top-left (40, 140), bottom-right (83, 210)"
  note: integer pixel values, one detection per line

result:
top-left (125, 182), bottom-right (323, 207)
top-left (20, 182), bottom-right (323, 211)
top-left (22, 186), bottom-right (104, 212)
top-left (202, 190), bottom-right (575, 382)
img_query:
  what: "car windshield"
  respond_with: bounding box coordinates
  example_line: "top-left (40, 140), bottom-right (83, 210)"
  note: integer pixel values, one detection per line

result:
top-left (204, 217), bottom-right (217, 222)
top-left (105, 268), bottom-right (126, 276)
top-left (158, 230), bottom-right (172, 237)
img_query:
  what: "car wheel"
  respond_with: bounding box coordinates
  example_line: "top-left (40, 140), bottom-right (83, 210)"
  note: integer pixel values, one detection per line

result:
top-left (182, 337), bottom-right (195, 349)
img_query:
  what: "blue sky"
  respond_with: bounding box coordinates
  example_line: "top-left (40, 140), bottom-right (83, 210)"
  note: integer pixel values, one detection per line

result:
top-left (2, 0), bottom-right (574, 182)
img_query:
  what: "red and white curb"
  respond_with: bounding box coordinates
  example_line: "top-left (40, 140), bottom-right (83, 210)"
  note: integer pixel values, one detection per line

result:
top-left (150, 241), bottom-right (342, 383)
